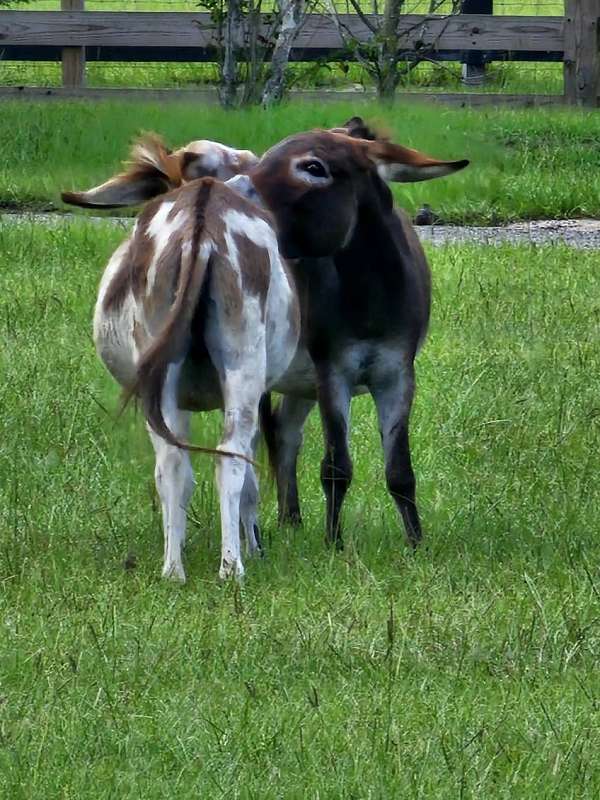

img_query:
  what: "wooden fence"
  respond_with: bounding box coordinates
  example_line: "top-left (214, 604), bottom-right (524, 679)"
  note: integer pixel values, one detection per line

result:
top-left (0, 1), bottom-right (598, 106)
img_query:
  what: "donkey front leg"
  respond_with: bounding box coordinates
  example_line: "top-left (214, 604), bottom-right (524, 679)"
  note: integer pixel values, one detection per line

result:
top-left (371, 362), bottom-right (422, 548)
top-left (147, 365), bottom-right (195, 582)
top-left (317, 367), bottom-right (353, 548)
top-left (271, 395), bottom-right (315, 526)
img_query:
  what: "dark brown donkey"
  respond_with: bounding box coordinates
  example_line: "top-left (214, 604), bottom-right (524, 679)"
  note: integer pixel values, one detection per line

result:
top-left (251, 120), bottom-right (468, 548)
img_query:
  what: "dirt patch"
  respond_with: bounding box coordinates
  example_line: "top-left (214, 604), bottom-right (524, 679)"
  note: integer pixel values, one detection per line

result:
top-left (0, 201), bottom-right (58, 214)
top-left (417, 219), bottom-right (600, 249)
top-left (3, 213), bottom-right (600, 249)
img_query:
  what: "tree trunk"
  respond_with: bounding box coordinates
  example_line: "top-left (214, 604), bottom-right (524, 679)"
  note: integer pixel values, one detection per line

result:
top-left (219, 0), bottom-right (243, 108)
top-left (261, 0), bottom-right (305, 106)
top-left (240, 0), bottom-right (266, 105)
top-left (377, 0), bottom-right (402, 102)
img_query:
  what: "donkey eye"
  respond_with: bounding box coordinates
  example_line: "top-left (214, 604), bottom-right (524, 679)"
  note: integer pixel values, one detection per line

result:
top-left (300, 160), bottom-right (328, 178)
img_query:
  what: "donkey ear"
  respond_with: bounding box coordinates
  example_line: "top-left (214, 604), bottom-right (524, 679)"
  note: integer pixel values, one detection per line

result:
top-left (61, 171), bottom-right (170, 209)
top-left (329, 117), bottom-right (377, 141)
top-left (366, 140), bottom-right (469, 183)
top-left (61, 133), bottom-right (178, 209)
top-left (341, 116), bottom-right (378, 141)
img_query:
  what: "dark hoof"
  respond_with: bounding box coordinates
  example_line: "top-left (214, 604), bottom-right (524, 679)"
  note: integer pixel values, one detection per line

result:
top-left (325, 533), bottom-right (344, 551)
top-left (253, 524), bottom-right (265, 558)
top-left (123, 552), bottom-right (137, 571)
top-left (279, 510), bottom-right (303, 528)
top-left (253, 523), bottom-right (263, 549)
top-left (407, 528), bottom-right (423, 550)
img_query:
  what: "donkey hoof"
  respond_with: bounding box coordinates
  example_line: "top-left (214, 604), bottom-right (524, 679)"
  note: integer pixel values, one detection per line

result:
top-left (219, 558), bottom-right (244, 580)
top-left (162, 561), bottom-right (186, 583)
top-left (246, 523), bottom-right (263, 557)
top-left (325, 534), bottom-right (344, 551)
top-left (279, 509), bottom-right (303, 528)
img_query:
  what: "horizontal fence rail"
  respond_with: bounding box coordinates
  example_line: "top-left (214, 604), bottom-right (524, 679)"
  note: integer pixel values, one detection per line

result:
top-left (0, 4), bottom-right (598, 106)
top-left (0, 85), bottom-right (567, 107)
top-left (0, 12), bottom-right (564, 58)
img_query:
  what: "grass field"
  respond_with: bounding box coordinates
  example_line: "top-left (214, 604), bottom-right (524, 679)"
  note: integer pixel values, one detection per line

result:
top-left (2, 60), bottom-right (564, 97)
top-left (2, 100), bottom-right (600, 223)
top-left (1, 219), bottom-right (599, 797)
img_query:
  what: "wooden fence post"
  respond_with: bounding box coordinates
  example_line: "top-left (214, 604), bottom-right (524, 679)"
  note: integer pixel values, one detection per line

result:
top-left (461, 0), bottom-right (493, 86)
top-left (564, 0), bottom-right (600, 106)
top-left (61, 0), bottom-right (86, 88)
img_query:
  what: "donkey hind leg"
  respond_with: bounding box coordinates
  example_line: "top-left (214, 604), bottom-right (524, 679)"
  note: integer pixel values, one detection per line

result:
top-left (239, 432), bottom-right (262, 557)
top-left (317, 370), bottom-right (353, 548)
top-left (273, 396), bottom-right (315, 526)
top-left (216, 379), bottom-right (264, 580)
top-left (147, 364), bottom-right (195, 582)
top-left (370, 362), bottom-right (422, 548)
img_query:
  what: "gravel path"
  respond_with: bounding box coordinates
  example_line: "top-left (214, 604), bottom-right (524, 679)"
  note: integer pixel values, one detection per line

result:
top-left (3, 213), bottom-right (600, 249)
top-left (417, 219), bottom-right (600, 249)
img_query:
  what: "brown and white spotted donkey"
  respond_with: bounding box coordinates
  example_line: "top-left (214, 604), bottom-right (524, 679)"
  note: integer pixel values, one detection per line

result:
top-left (64, 138), bottom-right (299, 580)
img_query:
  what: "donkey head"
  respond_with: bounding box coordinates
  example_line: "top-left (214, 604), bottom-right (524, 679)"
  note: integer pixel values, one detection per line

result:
top-left (62, 134), bottom-right (258, 209)
top-left (250, 129), bottom-right (468, 258)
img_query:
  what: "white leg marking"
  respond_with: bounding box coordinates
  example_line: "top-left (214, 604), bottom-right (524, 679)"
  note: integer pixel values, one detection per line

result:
top-left (216, 400), bottom-right (261, 580)
top-left (147, 361), bottom-right (195, 582)
top-left (212, 344), bottom-right (266, 580)
top-left (204, 247), bottom-right (269, 578)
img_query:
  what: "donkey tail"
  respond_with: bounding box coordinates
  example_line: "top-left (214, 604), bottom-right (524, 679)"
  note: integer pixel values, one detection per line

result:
top-left (124, 179), bottom-right (256, 465)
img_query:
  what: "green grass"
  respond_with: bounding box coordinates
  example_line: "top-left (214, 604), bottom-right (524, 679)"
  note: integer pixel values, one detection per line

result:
top-left (1, 100), bottom-right (599, 223)
top-left (1, 220), bottom-right (599, 797)
top-left (1, 59), bottom-right (564, 96)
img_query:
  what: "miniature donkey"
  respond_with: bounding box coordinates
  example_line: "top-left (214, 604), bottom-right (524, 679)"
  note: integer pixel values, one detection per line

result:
top-left (64, 123), bottom-right (467, 576)
top-left (250, 120), bottom-right (468, 547)
top-left (64, 137), bottom-right (299, 580)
